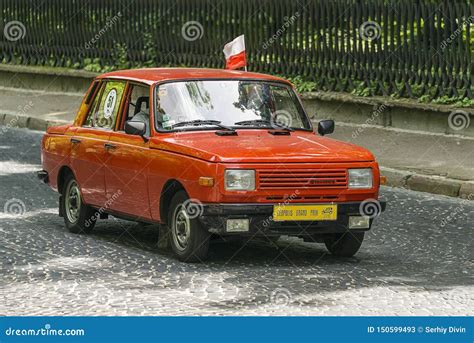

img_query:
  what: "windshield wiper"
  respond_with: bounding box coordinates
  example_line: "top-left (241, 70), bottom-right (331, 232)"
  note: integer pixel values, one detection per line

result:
top-left (171, 120), bottom-right (235, 132)
top-left (234, 119), bottom-right (294, 131)
top-left (234, 119), bottom-right (270, 126)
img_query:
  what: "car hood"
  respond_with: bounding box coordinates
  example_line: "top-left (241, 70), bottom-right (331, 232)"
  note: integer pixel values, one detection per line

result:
top-left (150, 130), bottom-right (374, 163)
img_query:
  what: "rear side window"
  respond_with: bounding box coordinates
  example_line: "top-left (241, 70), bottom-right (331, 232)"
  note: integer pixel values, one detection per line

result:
top-left (85, 81), bottom-right (100, 105)
top-left (84, 81), bottom-right (126, 129)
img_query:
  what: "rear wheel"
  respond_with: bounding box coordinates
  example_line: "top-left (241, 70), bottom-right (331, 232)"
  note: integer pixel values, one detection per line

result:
top-left (168, 191), bottom-right (210, 262)
top-left (60, 173), bottom-right (97, 234)
top-left (324, 232), bottom-right (365, 257)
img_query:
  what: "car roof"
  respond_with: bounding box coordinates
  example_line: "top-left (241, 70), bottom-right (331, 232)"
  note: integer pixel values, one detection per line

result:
top-left (97, 68), bottom-right (291, 86)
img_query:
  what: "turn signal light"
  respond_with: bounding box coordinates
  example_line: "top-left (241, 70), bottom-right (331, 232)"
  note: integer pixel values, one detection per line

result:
top-left (380, 176), bottom-right (387, 185)
top-left (199, 177), bottom-right (214, 187)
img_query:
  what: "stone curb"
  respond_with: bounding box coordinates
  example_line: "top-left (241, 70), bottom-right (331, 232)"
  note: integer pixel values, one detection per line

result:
top-left (0, 113), bottom-right (67, 132)
top-left (1, 113), bottom-right (472, 201)
top-left (380, 167), bottom-right (473, 200)
top-left (0, 64), bottom-right (98, 78)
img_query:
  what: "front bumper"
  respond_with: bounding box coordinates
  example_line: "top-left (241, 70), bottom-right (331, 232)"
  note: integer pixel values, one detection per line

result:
top-left (199, 201), bottom-right (386, 236)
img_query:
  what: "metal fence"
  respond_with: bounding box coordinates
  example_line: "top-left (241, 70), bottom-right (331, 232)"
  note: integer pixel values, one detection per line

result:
top-left (1, 0), bottom-right (472, 99)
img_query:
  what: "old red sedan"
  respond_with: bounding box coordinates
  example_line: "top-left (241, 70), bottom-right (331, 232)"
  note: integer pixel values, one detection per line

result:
top-left (38, 68), bottom-right (386, 262)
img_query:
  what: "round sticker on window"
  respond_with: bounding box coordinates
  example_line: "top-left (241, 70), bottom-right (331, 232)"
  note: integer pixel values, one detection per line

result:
top-left (103, 89), bottom-right (117, 119)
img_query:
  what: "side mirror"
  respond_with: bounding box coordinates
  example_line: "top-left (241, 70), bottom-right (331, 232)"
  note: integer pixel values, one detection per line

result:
top-left (125, 121), bottom-right (146, 137)
top-left (317, 119), bottom-right (335, 136)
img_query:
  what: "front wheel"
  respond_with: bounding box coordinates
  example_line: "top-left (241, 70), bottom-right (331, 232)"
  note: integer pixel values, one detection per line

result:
top-left (168, 191), bottom-right (210, 262)
top-left (60, 173), bottom-right (97, 234)
top-left (324, 232), bottom-right (365, 257)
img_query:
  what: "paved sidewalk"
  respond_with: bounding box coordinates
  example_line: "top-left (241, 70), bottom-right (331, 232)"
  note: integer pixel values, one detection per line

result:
top-left (1, 87), bottom-right (473, 198)
top-left (0, 86), bottom-right (83, 123)
top-left (337, 123), bottom-right (474, 180)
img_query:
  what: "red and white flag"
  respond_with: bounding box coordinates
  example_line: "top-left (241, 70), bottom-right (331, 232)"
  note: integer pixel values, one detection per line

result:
top-left (223, 35), bottom-right (246, 70)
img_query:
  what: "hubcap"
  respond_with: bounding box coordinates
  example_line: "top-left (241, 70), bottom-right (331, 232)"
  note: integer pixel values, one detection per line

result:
top-left (65, 180), bottom-right (81, 223)
top-left (172, 205), bottom-right (191, 251)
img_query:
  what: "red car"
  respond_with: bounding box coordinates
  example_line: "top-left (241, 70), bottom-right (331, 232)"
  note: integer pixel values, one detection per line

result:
top-left (38, 68), bottom-right (386, 262)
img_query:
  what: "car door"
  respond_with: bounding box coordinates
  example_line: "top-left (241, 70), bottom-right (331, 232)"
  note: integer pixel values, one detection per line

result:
top-left (104, 83), bottom-right (153, 220)
top-left (70, 80), bottom-right (126, 207)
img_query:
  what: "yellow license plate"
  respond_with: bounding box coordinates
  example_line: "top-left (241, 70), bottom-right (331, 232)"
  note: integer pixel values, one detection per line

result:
top-left (273, 204), bottom-right (338, 221)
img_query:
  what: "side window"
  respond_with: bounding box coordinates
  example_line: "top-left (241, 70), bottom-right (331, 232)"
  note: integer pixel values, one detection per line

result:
top-left (126, 85), bottom-right (149, 122)
top-left (121, 84), bottom-right (150, 135)
top-left (84, 83), bottom-right (104, 127)
top-left (85, 81), bottom-right (100, 105)
top-left (84, 81), bottom-right (126, 129)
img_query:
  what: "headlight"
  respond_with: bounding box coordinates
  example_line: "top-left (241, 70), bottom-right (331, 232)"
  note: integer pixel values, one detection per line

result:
top-left (225, 170), bottom-right (255, 191)
top-left (348, 168), bottom-right (373, 189)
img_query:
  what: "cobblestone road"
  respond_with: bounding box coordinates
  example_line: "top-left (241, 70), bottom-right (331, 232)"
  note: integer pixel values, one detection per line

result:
top-left (0, 128), bottom-right (472, 315)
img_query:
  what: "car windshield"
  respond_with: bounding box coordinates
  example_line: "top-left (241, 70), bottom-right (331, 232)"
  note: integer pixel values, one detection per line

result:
top-left (155, 80), bottom-right (311, 131)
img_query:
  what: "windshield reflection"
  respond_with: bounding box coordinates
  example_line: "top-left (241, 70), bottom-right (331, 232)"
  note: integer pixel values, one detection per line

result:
top-left (155, 80), bottom-right (311, 131)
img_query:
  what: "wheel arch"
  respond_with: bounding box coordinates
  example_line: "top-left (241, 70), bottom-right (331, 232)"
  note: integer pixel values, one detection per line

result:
top-left (159, 179), bottom-right (188, 224)
top-left (57, 166), bottom-right (75, 194)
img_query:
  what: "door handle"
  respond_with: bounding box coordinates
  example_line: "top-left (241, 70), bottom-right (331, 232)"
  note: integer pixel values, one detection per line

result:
top-left (104, 143), bottom-right (117, 150)
top-left (70, 138), bottom-right (81, 144)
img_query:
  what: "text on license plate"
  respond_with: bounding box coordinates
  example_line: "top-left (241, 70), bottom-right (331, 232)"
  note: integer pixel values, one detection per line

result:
top-left (272, 204), bottom-right (338, 221)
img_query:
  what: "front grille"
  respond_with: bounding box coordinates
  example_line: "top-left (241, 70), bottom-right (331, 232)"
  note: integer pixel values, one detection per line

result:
top-left (258, 169), bottom-right (347, 190)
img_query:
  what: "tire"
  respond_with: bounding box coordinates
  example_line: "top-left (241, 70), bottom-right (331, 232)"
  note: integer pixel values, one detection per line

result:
top-left (324, 232), bottom-right (365, 257)
top-left (168, 191), bottom-right (210, 262)
top-left (60, 173), bottom-right (97, 234)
